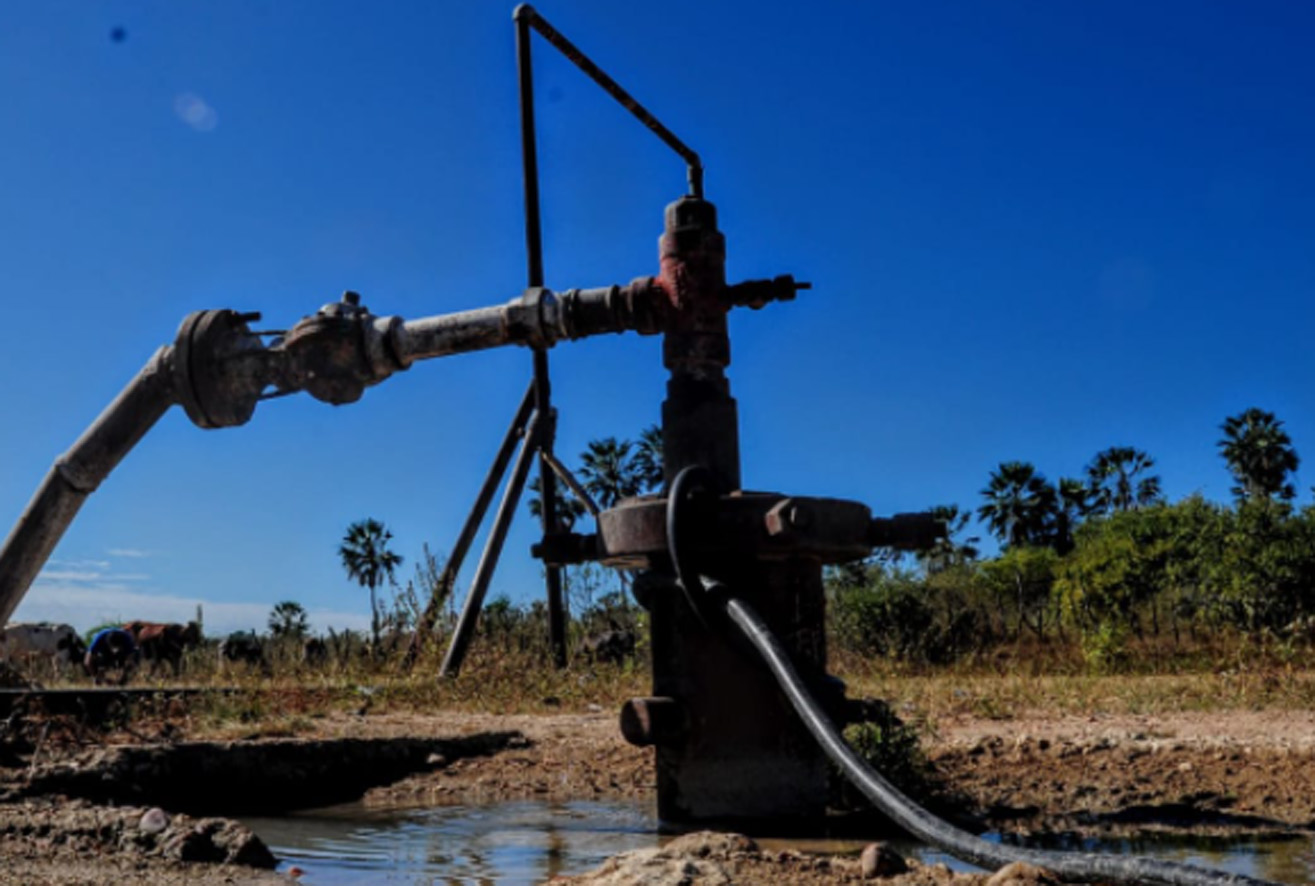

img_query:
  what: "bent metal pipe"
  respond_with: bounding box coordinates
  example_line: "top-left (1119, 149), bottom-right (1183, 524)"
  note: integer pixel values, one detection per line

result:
top-left (0, 277), bottom-right (802, 627)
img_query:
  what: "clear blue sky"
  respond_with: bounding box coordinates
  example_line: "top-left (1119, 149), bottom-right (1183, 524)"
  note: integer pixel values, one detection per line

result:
top-left (3, 1), bottom-right (1313, 636)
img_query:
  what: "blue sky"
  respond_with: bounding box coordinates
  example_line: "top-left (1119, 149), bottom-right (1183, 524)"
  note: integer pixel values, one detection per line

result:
top-left (3, 1), bottom-right (1313, 636)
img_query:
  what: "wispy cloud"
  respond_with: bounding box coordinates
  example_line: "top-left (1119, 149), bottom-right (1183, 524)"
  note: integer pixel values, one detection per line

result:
top-left (173, 92), bottom-right (219, 132)
top-left (19, 579), bottom-right (368, 637)
top-left (38, 570), bottom-right (147, 583)
top-left (49, 558), bottom-right (112, 571)
top-left (106, 548), bottom-right (151, 559)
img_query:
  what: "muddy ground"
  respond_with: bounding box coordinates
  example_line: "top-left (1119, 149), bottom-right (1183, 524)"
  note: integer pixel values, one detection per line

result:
top-left (1, 708), bottom-right (1313, 884)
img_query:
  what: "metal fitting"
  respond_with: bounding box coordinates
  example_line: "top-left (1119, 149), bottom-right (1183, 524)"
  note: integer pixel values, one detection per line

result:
top-left (620, 697), bottom-right (687, 748)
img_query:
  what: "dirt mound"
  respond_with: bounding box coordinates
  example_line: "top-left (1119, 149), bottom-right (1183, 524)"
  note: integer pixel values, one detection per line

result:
top-left (0, 797), bottom-right (275, 868)
top-left (555, 831), bottom-right (1075, 886)
top-left (932, 714), bottom-right (1315, 836)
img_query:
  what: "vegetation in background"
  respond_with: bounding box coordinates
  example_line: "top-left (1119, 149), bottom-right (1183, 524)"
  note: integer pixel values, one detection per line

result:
top-left (831, 407), bottom-right (1315, 674)
top-left (28, 408), bottom-right (1315, 752)
top-left (338, 517), bottom-right (404, 651)
top-left (268, 601), bottom-right (308, 640)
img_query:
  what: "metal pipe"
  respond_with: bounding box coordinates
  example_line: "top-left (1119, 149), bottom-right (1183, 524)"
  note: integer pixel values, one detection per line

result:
top-left (541, 450), bottom-right (600, 517)
top-left (439, 411), bottom-right (542, 678)
top-left (516, 9), bottom-right (567, 669)
top-left (0, 346), bottom-right (177, 625)
top-left (393, 305), bottom-right (519, 364)
top-left (403, 382), bottom-right (536, 669)
top-left (533, 352), bottom-right (568, 669)
top-left (514, 4), bottom-right (704, 197)
top-left (516, 6), bottom-right (545, 289)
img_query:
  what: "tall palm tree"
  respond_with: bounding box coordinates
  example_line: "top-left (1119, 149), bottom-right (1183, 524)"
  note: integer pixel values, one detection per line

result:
top-left (339, 518), bottom-right (403, 650)
top-left (1219, 408), bottom-right (1300, 501)
top-left (977, 462), bottom-right (1053, 548)
top-left (578, 437), bottom-right (644, 509)
top-left (1085, 446), bottom-right (1162, 513)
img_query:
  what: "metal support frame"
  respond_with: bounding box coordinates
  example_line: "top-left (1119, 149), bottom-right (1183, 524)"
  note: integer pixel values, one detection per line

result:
top-left (439, 410), bottom-right (542, 677)
top-left (0, 3), bottom-right (929, 831)
top-left (402, 382), bottom-right (535, 669)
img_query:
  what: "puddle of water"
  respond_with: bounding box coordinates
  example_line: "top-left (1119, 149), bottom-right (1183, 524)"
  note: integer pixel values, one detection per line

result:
top-left (244, 800), bottom-right (661, 885)
top-left (246, 801), bottom-right (1315, 885)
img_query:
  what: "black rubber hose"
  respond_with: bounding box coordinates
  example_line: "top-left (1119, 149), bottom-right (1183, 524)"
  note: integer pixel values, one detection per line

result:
top-left (663, 465), bottom-right (1279, 884)
top-left (722, 595), bottom-right (1280, 886)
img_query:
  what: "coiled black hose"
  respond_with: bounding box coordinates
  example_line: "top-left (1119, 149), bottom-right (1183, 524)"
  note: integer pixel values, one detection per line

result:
top-left (664, 465), bottom-right (1283, 886)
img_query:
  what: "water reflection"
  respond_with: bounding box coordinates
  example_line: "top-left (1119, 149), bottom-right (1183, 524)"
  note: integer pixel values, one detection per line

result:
top-left (244, 800), bottom-right (661, 885)
top-left (245, 800), bottom-right (1315, 885)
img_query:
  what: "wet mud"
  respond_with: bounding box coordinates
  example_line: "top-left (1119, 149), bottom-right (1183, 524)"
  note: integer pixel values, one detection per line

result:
top-left (0, 709), bottom-right (1312, 884)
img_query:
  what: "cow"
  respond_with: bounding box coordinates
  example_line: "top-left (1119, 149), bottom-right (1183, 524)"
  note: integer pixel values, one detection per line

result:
top-left (219, 632), bottom-right (267, 672)
top-left (124, 621), bottom-right (202, 676)
top-left (0, 622), bottom-right (86, 678)
top-left (84, 627), bottom-right (140, 685)
top-left (580, 628), bottom-right (637, 665)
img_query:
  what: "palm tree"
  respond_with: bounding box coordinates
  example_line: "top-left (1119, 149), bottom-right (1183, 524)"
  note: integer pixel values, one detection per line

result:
top-left (268, 600), bottom-right (309, 640)
top-left (1049, 477), bottom-right (1093, 554)
top-left (526, 475), bottom-right (589, 530)
top-left (578, 437), bottom-right (645, 509)
top-left (917, 504), bottom-right (980, 573)
top-left (339, 518), bottom-right (403, 650)
top-left (1085, 446), bottom-right (1162, 513)
top-left (977, 461), bottom-right (1053, 548)
top-left (1219, 408), bottom-right (1300, 501)
top-left (633, 424), bottom-right (664, 492)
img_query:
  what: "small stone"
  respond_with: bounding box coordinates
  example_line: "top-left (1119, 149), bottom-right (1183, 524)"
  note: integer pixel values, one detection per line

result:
top-left (1178, 761), bottom-right (1194, 773)
top-left (859, 842), bottom-right (908, 878)
top-left (986, 861), bottom-right (1060, 885)
top-left (426, 753), bottom-right (447, 768)
top-left (138, 807), bottom-right (169, 835)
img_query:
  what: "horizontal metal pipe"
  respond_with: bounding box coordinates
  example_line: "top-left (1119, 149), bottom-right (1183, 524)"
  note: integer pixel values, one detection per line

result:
top-left (393, 305), bottom-right (516, 364)
top-left (0, 346), bottom-right (177, 625)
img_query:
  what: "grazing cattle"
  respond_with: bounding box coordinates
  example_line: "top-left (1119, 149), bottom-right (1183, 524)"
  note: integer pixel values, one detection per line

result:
top-left (84, 627), bottom-right (140, 685)
top-left (580, 629), bottom-right (637, 665)
top-left (0, 622), bottom-right (86, 676)
top-left (302, 637), bottom-right (328, 667)
top-left (124, 621), bottom-right (202, 676)
top-left (219, 632), bottom-right (266, 671)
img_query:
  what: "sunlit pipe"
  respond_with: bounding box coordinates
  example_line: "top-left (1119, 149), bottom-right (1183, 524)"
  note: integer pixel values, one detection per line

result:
top-left (0, 274), bottom-right (801, 628)
top-left (0, 346), bottom-right (177, 626)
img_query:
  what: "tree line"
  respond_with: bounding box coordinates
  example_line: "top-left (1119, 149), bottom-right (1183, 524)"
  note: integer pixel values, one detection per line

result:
top-left (329, 406), bottom-right (1310, 672)
top-left (830, 407), bottom-right (1313, 669)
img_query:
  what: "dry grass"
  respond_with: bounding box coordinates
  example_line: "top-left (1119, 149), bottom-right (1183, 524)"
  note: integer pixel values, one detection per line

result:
top-left (832, 630), bottom-right (1315, 725)
top-left (33, 627), bottom-right (1315, 741)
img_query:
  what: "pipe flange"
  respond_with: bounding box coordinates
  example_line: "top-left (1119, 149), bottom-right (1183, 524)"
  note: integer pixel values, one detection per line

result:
top-left (173, 310), bottom-right (266, 429)
top-left (597, 491), bottom-right (874, 570)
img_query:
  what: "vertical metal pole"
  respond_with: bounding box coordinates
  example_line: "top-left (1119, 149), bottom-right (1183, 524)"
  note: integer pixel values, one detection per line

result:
top-left (404, 382), bottom-right (536, 670)
top-left (516, 6), bottom-right (568, 668)
top-left (439, 414), bottom-right (541, 678)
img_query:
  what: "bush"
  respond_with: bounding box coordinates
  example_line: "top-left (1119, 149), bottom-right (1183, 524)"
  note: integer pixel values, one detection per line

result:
top-left (828, 563), bottom-right (987, 665)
